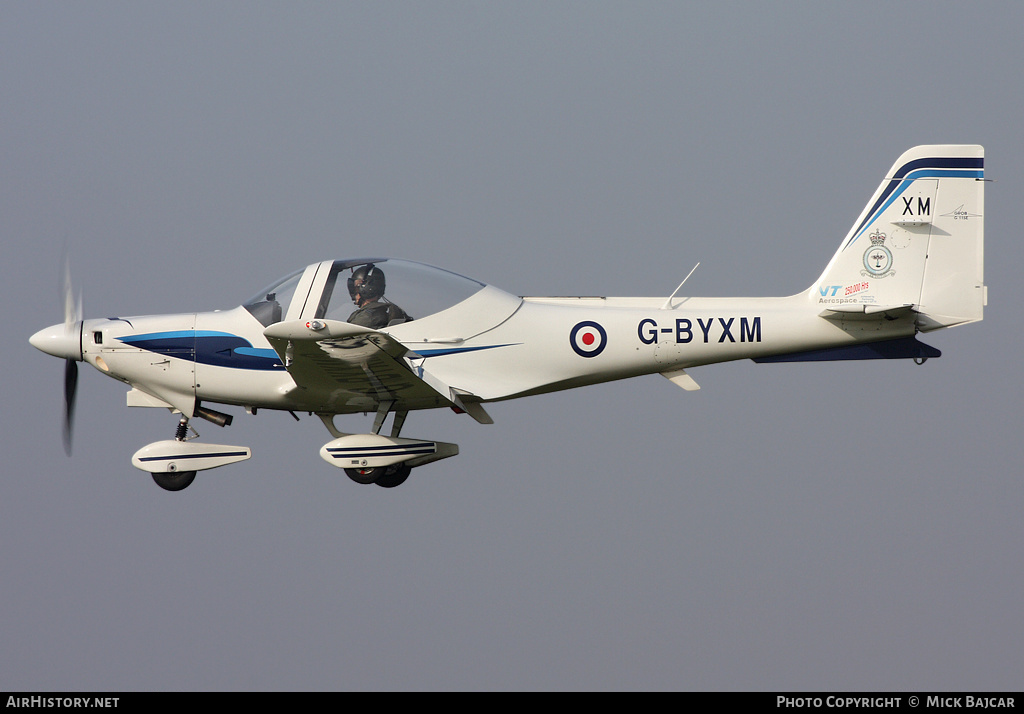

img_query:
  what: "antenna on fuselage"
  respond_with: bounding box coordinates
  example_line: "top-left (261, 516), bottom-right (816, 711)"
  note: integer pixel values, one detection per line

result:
top-left (660, 262), bottom-right (700, 310)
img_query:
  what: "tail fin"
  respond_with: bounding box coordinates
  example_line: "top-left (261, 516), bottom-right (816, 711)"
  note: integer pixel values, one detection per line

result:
top-left (812, 145), bottom-right (985, 330)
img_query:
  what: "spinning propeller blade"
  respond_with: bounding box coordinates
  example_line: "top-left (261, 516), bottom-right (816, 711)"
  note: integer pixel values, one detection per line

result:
top-left (60, 252), bottom-right (82, 456)
top-left (63, 358), bottom-right (78, 455)
top-left (63, 256), bottom-right (82, 332)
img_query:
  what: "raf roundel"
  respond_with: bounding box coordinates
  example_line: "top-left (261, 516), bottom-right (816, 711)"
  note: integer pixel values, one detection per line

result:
top-left (569, 321), bottom-right (607, 358)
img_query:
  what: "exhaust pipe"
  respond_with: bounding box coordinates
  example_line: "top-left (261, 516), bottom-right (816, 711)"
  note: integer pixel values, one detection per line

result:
top-left (195, 405), bottom-right (233, 427)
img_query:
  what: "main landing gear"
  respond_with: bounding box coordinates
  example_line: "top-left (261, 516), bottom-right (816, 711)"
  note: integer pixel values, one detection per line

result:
top-left (345, 463), bottom-right (412, 488)
top-left (319, 407), bottom-right (457, 489)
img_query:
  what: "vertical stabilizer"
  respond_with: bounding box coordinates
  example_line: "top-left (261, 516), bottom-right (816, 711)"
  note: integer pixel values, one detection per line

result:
top-left (812, 145), bottom-right (985, 329)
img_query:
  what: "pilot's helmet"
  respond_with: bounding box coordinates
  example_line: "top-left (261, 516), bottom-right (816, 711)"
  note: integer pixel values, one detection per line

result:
top-left (348, 264), bottom-right (386, 303)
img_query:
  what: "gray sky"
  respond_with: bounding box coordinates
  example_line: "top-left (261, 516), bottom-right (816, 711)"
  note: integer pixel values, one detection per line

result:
top-left (3, 1), bottom-right (1022, 691)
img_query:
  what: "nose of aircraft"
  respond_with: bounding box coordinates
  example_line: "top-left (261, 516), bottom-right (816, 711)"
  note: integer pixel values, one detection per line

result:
top-left (30, 323), bottom-right (83, 361)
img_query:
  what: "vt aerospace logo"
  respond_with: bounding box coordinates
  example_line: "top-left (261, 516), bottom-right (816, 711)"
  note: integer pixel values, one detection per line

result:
top-left (569, 321), bottom-right (607, 357)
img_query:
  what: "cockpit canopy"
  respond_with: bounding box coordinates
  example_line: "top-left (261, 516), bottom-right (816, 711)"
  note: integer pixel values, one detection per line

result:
top-left (244, 259), bottom-right (487, 328)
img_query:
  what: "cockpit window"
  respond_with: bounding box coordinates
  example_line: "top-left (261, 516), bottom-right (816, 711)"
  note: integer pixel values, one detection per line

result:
top-left (317, 259), bottom-right (484, 327)
top-left (243, 259), bottom-right (486, 329)
top-left (243, 269), bottom-right (303, 327)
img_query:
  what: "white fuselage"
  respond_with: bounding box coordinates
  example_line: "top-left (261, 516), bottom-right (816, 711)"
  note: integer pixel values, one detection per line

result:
top-left (73, 284), bottom-right (914, 418)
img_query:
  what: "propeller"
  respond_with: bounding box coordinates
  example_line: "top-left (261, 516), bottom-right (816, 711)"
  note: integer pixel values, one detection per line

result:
top-left (61, 254), bottom-right (82, 456)
top-left (29, 251), bottom-right (88, 455)
top-left (63, 358), bottom-right (78, 455)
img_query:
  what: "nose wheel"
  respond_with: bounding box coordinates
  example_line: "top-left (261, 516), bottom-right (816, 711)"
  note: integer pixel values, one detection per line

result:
top-left (152, 470), bottom-right (197, 492)
top-left (149, 417), bottom-right (199, 491)
top-left (133, 415), bottom-right (252, 491)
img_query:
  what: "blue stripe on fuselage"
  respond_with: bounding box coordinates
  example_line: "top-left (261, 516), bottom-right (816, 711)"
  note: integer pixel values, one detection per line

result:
top-left (118, 331), bottom-right (284, 370)
top-left (415, 344), bottom-right (516, 358)
top-left (120, 331), bottom-right (514, 369)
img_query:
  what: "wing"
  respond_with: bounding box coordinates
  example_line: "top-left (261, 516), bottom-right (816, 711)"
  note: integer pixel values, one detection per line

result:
top-left (263, 319), bottom-right (488, 418)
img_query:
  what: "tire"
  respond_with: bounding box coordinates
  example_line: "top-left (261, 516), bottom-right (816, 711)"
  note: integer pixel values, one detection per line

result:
top-left (152, 470), bottom-right (197, 492)
top-left (375, 463), bottom-right (411, 488)
top-left (344, 467), bottom-right (383, 485)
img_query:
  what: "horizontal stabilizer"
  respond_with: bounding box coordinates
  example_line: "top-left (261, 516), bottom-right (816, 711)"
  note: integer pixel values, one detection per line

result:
top-left (819, 304), bottom-right (914, 318)
top-left (753, 336), bottom-right (940, 363)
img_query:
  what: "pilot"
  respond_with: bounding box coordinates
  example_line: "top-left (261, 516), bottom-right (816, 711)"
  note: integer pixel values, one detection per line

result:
top-left (346, 264), bottom-right (410, 328)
